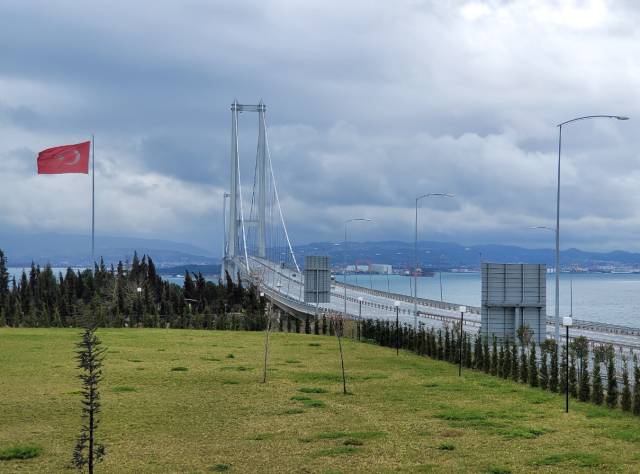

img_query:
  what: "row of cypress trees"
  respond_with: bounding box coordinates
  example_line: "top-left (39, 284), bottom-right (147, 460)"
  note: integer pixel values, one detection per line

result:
top-left (358, 318), bottom-right (640, 414)
top-left (0, 249), bottom-right (266, 331)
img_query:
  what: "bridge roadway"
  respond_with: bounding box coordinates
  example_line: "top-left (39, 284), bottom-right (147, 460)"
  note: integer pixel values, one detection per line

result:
top-left (240, 257), bottom-right (640, 353)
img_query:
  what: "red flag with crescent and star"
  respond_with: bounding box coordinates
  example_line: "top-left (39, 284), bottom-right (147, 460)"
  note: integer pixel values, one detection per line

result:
top-left (37, 141), bottom-right (90, 174)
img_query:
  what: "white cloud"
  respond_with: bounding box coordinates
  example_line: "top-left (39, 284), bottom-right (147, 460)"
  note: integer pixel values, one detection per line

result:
top-left (1, 0), bottom-right (640, 252)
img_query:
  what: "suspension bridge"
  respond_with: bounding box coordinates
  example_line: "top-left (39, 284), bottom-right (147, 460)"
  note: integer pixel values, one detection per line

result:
top-left (220, 100), bottom-right (640, 363)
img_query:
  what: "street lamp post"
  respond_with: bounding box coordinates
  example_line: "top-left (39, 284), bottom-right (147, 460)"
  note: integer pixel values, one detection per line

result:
top-left (563, 315), bottom-right (573, 413)
top-left (343, 218), bottom-right (372, 320)
top-left (553, 115), bottom-right (629, 341)
top-left (414, 193), bottom-right (454, 329)
top-left (458, 305), bottom-right (466, 376)
top-left (394, 301), bottom-right (400, 356)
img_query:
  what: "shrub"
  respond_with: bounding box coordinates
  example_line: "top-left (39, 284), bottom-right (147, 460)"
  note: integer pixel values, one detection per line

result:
top-left (568, 354), bottom-right (578, 398)
top-left (633, 357), bottom-right (640, 415)
top-left (539, 347), bottom-right (548, 390)
top-left (549, 341), bottom-right (559, 392)
top-left (298, 387), bottom-right (328, 394)
top-left (529, 342), bottom-right (538, 388)
top-left (490, 337), bottom-right (498, 376)
top-left (0, 445), bottom-right (42, 461)
top-left (511, 342), bottom-right (519, 382)
top-left (621, 359), bottom-right (632, 412)
top-left (592, 359), bottom-right (604, 406)
top-left (606, 352), bottom-right (618, 409)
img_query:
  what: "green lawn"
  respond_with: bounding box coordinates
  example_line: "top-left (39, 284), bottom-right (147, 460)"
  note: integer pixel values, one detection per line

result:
top-left (1, 328), bottom-right (639, 473)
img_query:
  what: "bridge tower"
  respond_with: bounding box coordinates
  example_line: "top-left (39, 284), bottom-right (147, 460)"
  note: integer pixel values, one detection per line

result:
top-left (226, 100), bottom-right (268, 266)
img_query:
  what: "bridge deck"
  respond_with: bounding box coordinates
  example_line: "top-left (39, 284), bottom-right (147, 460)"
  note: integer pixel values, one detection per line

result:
top-left (232, 257), bottom-right (640, 354)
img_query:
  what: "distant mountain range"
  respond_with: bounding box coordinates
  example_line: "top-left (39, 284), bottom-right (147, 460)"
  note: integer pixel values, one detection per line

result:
top-left (0, 233), bottom-right (216, 267)
top-left (293, 241), bottom-right (640, 271)
top-left (3, 233), bottom-right (640, 272)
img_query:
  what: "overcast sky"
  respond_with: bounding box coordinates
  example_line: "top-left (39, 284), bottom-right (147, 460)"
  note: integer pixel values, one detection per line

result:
top-left (2, 0), bottom-right (640, 254)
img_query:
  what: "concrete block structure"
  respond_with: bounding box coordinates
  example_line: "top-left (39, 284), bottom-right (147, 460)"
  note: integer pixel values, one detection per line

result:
top-left (304, 256), bottom-right (331, 303)
top-left (481, 263), bottom-right (546, 345)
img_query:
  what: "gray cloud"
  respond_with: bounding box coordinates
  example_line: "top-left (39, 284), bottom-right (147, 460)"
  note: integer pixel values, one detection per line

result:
top-left (1, 0), bottom-right (640, 253)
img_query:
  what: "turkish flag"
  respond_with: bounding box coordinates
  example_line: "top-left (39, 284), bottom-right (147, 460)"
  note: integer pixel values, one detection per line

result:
top-left (37, 141), bottom-right (90, 174)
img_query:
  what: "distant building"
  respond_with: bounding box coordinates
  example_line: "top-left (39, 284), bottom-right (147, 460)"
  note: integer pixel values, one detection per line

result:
top-left (345, 264), bottom-right (369, 273)
top-left (369, 263), bottom-right (392, 274)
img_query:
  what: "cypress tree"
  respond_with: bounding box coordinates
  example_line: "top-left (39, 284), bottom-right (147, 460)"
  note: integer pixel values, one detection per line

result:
top-left (520, 345), bottom-right (528, 384)
top-left (437, 330), bottom-right (443, 360)
top-left (592, 357), bottom-right (604, 405)
top-left (322, 314), bottom-right (328, 335)
top-left (465, 335), bottom-right (472, 368)
top-left (549, 341), bottom-right (559, 393)
top-left (560, 343), bottom-right (568, 396)
top-left (632, 357), bottom-right (640, 415)
top-left (579, 363), bottom-right (590, 402)
top-left (304, 316), bottom-right (311, 335)
top-left (474, 334), bottom-right (483, 369)
top-left (490, 337), bottom-right (498, 376)
top-left (294, 317), bottom-right (301, 334)
top-left (72, 325), bottom-right (106, 473)
top-left (503, 339), bottom-right (511, 379)
top-left (568, 353), bottom-right (578, 398)
top-left (444, 327), bottom-right (451, 362)
top-left (497, 342), bottom-right (505, 378)
top-left (483, 336), bottom-right (490, 373)
top-left (539, 346), bottom-right (548, 390)
top-left (606, 353), bottom-right (618, 409)
top-left (287, 315), bottom-right (292, 333)
top-left (529, 342), bottom-right (538, 387)
top-left (621, 358), bottom-right (632, 412)
top-left (511, 342), bottom-right (519, 382)
top-left (313, 316), bottom-right (319, 335)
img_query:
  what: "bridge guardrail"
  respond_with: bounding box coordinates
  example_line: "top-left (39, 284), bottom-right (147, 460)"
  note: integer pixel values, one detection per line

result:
top-left (239, 257), bottom-right (640, 340)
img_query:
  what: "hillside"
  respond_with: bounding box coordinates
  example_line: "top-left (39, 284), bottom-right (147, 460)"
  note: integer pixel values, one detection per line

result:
top-left (2, 329), bottom-right (639, 473)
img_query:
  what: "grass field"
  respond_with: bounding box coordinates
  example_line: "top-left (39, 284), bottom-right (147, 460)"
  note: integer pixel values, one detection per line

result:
top-left (1, 328), bottom-right (640, 473)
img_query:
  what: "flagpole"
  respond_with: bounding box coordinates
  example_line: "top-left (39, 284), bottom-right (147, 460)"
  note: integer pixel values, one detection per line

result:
top-left (91, 134), bottom-right (95, 269)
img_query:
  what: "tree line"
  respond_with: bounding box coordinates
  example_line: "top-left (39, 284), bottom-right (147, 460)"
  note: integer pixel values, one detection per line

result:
top-left (0, 249), bottom-right (266, 330)
top-left (358, 318), bottom-right (640, 414)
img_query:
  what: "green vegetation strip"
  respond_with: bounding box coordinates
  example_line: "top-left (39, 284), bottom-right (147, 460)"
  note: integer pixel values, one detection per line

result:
top-left (0, 445), bottom-right (42, 461)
